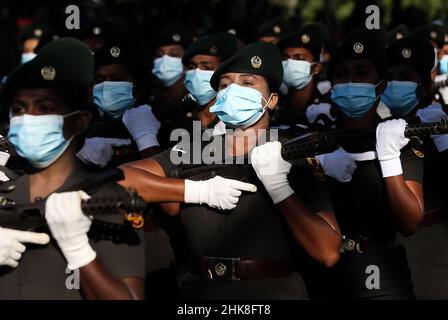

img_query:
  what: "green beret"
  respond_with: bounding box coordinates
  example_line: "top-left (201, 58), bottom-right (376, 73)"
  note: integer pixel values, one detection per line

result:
top-left (210, 41), bottom-right (283, 92)
top-left (156, 22), bottom-right (193, 50)
top-left (79, 16), bottom-right (130, 42)
top-left (19, 24), bottom-right (50, 44)
top-left (327, 29), bottom-right (387, 80)
top-left (387, 35), bottom-right (434, 84)
top-left (2, 37), bottom-right (94, 100)
top-left (277, 24), bottom-right (324, 61)
top-left (182, 32), bottom-right (237, 66)
top-left (257, 17), bottom-right (290, 39)
top-left (386, 24), bottom-right (410, 46)
top-left (413, 23), bottom-right (445, 49)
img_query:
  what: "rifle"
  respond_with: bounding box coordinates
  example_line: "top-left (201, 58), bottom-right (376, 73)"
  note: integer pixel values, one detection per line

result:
top-left (169, 120), bottom-right (448, 180)
top-left (0, 168), bottom-right (147, 240)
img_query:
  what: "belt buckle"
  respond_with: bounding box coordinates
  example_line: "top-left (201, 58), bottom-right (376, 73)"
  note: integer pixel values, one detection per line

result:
top-left (205, 257), bottom-right (240, 281)
top-left (341, 236), bottom-right (363, 253)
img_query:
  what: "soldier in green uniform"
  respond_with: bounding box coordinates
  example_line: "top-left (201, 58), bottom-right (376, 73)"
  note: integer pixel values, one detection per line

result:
top-left (0, 38), bottom-right (145, 299)
top-left (150, 22), bottom-right (193, 108)
top-left (274, 24), bottom-right (336, 133)
top-left (381, 35), bottom-right (448, 299)
top-left (125, 42), bottom-right (341, 299)
top-left (77, 36), bottom-right (161, 168)
top-left (157, 32), bottom-right (238, 149)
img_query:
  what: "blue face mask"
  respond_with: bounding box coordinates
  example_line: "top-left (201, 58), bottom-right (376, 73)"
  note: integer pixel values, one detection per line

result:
top-left (8, 112), bottom-right (78, 169)
top-left (440, 55), bottom-right (448, 74)
top-left (210, 84), bottom-right (272, 129)
top-left (20, 52), bottom-right (37, 64)
top-left (381, 81), bottom-right (419, 117)
top-left (282, 59), bottom-right (314, 90)
top-left (331, 82), bottom-right (380, 119)
top-left (93, 81), bottom-right (135, 118)
top-left (184, 69), bottom-right (216, 106)
top-left (152, 55), bottom-right (184, 87)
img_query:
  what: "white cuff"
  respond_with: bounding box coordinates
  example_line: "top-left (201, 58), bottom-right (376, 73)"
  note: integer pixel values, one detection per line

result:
top-left (184, 179), bottom-right (200, 204)
top-left (134, 133), bottom-right (160, 151)
top-left (379, 157), bottom-right (403, 178)
top-left (431, 134), bottom-right (448, 152)
top-left (0, 151), bottom-right (10, 166)
top-left (66, 243), bottom-right (97, 270)
top-left (271, 185), bottom-right (295, 205)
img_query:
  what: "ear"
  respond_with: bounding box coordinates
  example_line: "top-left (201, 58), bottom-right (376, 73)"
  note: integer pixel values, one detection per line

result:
top-left (267, 92), bottom-right (279, 111)
top-left (375, 80), bottom-right (387, 95)
top-left (311, 63), bottom-right (322, 76)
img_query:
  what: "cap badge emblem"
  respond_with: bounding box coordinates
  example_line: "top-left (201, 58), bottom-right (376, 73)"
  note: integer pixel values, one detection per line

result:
top-left (353, 42), bottom-right (364, 54)
top-left (251, 55), bottom-right (262, 68)
top-left (41, 66), bottom-right (56, 81)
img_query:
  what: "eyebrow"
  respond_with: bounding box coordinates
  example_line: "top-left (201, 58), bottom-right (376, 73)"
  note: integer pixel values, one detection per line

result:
top-left (240, 74), bottom-right (257, 80)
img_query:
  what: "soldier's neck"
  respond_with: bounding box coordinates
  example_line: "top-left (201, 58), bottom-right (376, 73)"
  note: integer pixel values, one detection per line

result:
top-left (28, 145), bottom-right (78, 201)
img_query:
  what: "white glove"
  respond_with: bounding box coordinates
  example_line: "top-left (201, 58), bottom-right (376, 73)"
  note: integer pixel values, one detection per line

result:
top-left (122, 104), bottom-right (161, 151)
top-left (316, 147), bottom-right (357, 182)
top-left (77, 137), bottom-right (132, 168)
top-left (306, 103), bottom-right (336, 125)
top-left (416, 103), bottom-right (448, 152)
top-left (45, 191), bottom-right (96, 270)
top-left (435, 74), bottom-right (448, 105)
top-left (0, 227), bottom-right (49, 268)
top-left (250, 141), bottom-right (294, 204)
top-left (376, 119), bottom-right (409, 178)
top-left (184, 176), bottom-right (257, 210)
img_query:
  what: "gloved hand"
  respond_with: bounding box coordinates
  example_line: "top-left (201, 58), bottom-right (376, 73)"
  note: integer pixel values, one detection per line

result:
top-left (184, 176), bottom-right (257, 210)
top-left (416, 103), bottom-right (448, 152)
top-left (435, 74), bottom-right (448, 105)
top-left (0, 227), bottom-right (50, 268)
top-left (250, 141), bottom-right (294, 204)
top-left (122, 104), bottom-right (161, 151)
top-left (376, 119), bottom-right (409, 177)
top-left (77, 137), bottom-right (131, 168)
top-left (45, 191), bottom-right (96, 270)
top-left (306, 103), bottom-right (336, 125)
top-left (316, 147), bottom-right (357, 182)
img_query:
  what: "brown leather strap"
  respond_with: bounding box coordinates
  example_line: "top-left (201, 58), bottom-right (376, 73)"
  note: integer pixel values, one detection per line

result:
top-left (191, 257), bottom-right (292, 281)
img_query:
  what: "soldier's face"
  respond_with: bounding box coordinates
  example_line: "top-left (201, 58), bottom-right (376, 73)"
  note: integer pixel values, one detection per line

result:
top-left (332, 59), bottom-right (380, 85)
top-left (11, 88), bottom-right (90, 139)
top-left (22, 38), bottom-right (39, 54)
top-left (386, 65), bottom-right (422, 83)
top-left (258, 36), bottom-right (279, 45)
top-left (187, 55), bottom-right (221, 71)
top-left (218, 72), bottom-right (278, 112)
top-left (154, 45), bottom-right (184, 58)
top-left (94, 64), bottom-right (135, 84)
top-left (281, 47), bottom-right (314, 63)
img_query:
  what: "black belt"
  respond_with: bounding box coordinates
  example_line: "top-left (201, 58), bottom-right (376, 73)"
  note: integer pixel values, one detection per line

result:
top-left (190, 256), bottom-right (292, 281)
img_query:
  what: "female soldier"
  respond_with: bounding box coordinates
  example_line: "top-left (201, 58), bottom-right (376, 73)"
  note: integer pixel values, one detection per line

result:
top-left (381, 35), bottom-right (448, 299)
top-left (125, 41), bottom-right (341, 299)
top-left (0, 38), bottom-right (146, 299)
top-left (302, 30), bottom-right (425, 299)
